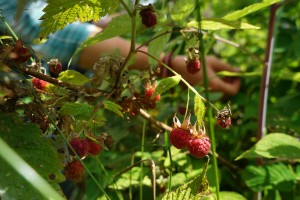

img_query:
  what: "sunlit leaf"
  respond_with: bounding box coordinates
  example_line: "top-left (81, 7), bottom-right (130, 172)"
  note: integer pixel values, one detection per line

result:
top-left (194, 94), bottom-right (206, 126)
top-left (58, 70), bottom-right (90, 86)
top-left (187, 19), bottom-right (260, 30)
top-left (152, 75), bottom-right (181, 98)
top-left (223, 0), bottom-right (282, 20)
top-left (236, 133), bottom-right (300, 160)
top-left (39, 0), bottom-right (118, 38)
top-left (170, 0), bottom-right (195, 22)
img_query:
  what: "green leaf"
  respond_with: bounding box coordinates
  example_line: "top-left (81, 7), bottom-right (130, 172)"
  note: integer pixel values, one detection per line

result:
top-left (162, 159), bottom-right (211, 200)
top-left (39, 0), bottom-right (118, 38)
top-left (148, 30), bottom-right (171, 65)
top-left (75, 14), bottom-right (132, 55)
top-left (217, 71), bottom-right (261, 77)
top-left (0, 113), bottom-right (65, 199)
top-left (223, 0), bottom-right (282, 20)
top-left (170, 0), bottom-right (195, 22)
top-left (103, 100), bottom-right (124, 117)
top-left (235, 133), bottom-right (300, 160)
top-left (58, 70), bottom-right (90, 86)
top-left (242, 163), bottom-right (296, 192)
top-left (194, 94), bottom-right (206, 127)
top-left (152, 75), bottom-right (181, 97)
top-left (59, 102), bottom-right (104, 120)
top-left (187, 19), bottom-right (260, 30)
top-left (219, 191), bottom-right (247, 200)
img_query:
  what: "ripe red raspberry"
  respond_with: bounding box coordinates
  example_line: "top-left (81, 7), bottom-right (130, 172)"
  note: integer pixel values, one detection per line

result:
top-left (32, 77), bottom-right (48, 91)
top-left (47, 59), bottom-right (63, 74)
top-left (64, 160), bottom-right (84, 182)
top-left (144, 82), bottom-right (160, 102)
top-left (186, 58), bottom-right (201, 74)
top-left (217, 117), bottom-right (231, 128)
top-left (216, 105), bottom-right (232, 129)
top-left (139, 4), bottom-right (157, 28)
top-left (169, 128), bottom-right (193, 149)
top-left (187, 136), bottom-right (211, 158)
top-left (85, 138), bottom-right (102, 156)
top-left (68, 137), bottom-right (90, 158)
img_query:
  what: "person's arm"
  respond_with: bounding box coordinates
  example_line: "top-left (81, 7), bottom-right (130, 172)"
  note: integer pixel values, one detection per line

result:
top-left (78, 28), bottom-right (240, 95)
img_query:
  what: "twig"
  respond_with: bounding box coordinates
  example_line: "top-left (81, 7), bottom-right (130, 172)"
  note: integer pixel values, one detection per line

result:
top-left (19, 66), bottom-right (81, 91)
top-left (139, 109), bottom-right (172, 132)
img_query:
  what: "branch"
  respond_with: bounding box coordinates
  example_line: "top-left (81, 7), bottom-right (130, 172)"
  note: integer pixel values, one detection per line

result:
top-left (139, 109), bottom-right (172, 132)
top-left (19, 66), bottom-right (81, 91)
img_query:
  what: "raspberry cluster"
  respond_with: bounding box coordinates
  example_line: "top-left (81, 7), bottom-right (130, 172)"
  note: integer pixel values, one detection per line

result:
top-left (64, 132), bottom-right (113, 182)
top-left (169, 115), bottom-right (211, 158)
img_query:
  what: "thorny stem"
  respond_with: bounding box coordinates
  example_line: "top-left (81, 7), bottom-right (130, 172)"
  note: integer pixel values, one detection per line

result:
top-left (136, 49), bottom-right (219, 112)
top-left (196, 1), bottom-right (219, 199)
top-left (117, 0), bottom-right (139, 88)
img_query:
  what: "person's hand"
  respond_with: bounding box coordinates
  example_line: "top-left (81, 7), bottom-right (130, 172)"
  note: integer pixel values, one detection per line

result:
top-left (171, 55), bottom-right (241, 96)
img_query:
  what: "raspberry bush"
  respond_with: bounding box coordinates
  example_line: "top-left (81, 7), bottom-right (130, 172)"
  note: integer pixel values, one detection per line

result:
top-left (1, 0), bottom-right (300, 200)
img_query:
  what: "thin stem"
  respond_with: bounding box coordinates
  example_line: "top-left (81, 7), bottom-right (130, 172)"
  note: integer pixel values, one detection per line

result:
top-left (119, 0), bottom-right (132, 17)
top-left (136, 30), bottom-right (174, 50)
top-left (184, 89), bottom-right (190, 119)
top-left (196, 1), bottom-right (219, 199)
top-left (0, 14), bottom-right (18, 40)
top-left (129, 151), bottom-right (135, 200)
top-left (255, 3), bottom-right (281, 200)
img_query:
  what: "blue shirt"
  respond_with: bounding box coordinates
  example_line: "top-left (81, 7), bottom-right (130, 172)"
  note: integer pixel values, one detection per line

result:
top-left (0, 0), bottom-right (96, 66)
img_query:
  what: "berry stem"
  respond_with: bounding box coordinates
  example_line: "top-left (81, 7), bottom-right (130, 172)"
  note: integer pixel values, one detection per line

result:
top-left (195, 1), bottom-right (220, 199)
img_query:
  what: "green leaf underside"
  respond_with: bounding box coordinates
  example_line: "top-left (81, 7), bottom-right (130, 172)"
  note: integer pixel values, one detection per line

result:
top-left (58, 70), bottom-right (90, 86)
top-left (0, 113), bottom-right (65, 199)
top-left (75, 14), bottom-right (132, 56)
top-left (170, 0), bottom-right (195, 21)
top-left (58, 102), bottom-right (106, 122)
top-left (187, 19), bottom-right (260, 30)
top-left (236, 133), bottom-right (300, 160)
top-left (152, 75), bottom-right (181, 97)
top-left (194, 94), bottom-right (206, 127)
top-left (39, 0), bottom-right (118, 38)
top-left (242, 163), bottom-right (296, 192)
top-left (223, 0), bottom-right (282, 20)
top-left (103, 100), bottom-right (124, 117)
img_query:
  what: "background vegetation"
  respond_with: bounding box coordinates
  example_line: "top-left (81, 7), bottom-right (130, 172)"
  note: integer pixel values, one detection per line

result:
top-left (0, 0), bottom-right (299, 200)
